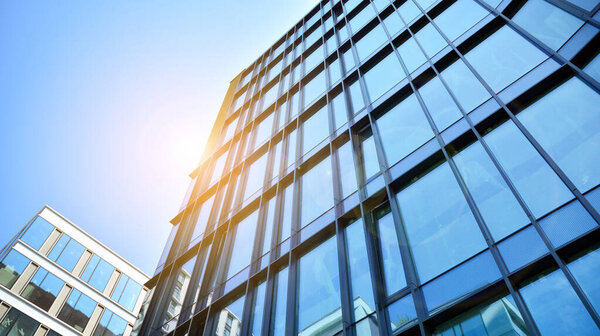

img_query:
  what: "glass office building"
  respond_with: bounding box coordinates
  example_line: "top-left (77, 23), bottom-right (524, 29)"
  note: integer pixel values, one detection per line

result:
top-left (0, 206), bottom-right (149, 336)
top-left (139, 0), bottom-right (600, 334)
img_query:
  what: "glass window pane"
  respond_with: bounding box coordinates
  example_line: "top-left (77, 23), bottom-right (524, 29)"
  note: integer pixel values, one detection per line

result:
top-left (212, 296), bottom-right (245, 335)
top-left (453, 141), bottom-right (529, 240)
top-left (209, 152), bottom-right (228, 186)
top-left (498, 226), bottom-right (548, 272)
top-left (343, 48), bottom-right (355, 72)
top-left (434, 0), bottom-right (488, 42)
top-left (359, 129), bottom-right (380, 180)
top-left (51, 236), bottom-right (85, 272)
top-left (305, 45), bottom-right (324, 74)
top-left (302, 106), bottom-right (330, 155)
top-left (584, 53), bottom-right (600, 82)
top-left (93, 310), bottom-right (128, 336)
top-left (22, 268), bottom-right (65, 311)
top-left (387, 295), bottom-right (417, 332)
top-left (376, 212), bottom-right (407, 294)
top-left (301, 157), bottom-right (334, 227)
top-left (397, 162), bottom-right (487, 282)
top-left (364, 53), bottom-right (406, 102)
top-left (440, 59), bottom-right (490, 112)
top-left (483, 120), bottom-right (573, 218)
top-left (191, 194), bottom-right (216, 245)
top-left (337, 142), bottom-right (358, 198)
top-left (119, 278), bottom-right (142, 311)
top-left (0, 250), bottom-right (30, 289)
top-left (328, 58), bottom-right (343, 85)
top-left (82, 256), bottom-right (115, 292)
top-left (345, 220), bottom-right (376, 318)
top-left (249, 281), bottom-right (267, 336)
top-left (0, 308), bottom-right (40, 336)
top-left (226, 210), bottom-right (259, 279)
top-left (254, 113), bottom-right (274, 149)
top-left (520, 269), bottom-right (599, 336)
top-left (539, 201), bottom-right (596, 247)
top-left (383, 12), bottom-right (404, 36)
top-left (398, 37), bottom-right (427, 74)
top-left (356, 25), bottom-right (388, 62)
top-left (261, 197), bottom-right (276, 255)
top-left (303, 71), bottom-right (327, 108)
top-left (398, 0), bottom-right (421, 23)
top-left (297, 236), bottom-right (342, 335)
top-left (21, 217), bottom-right (54, 250)
top-left (516, 77), bottom-right (600, 193)
top-left (349, 80), bottom-right (365, 114)
top-left (433, 295), bottom-right (529, 336)
top-left (331, 93), bottom-right (348, 130)
top-left (376, 94), bottom-right (434, 166)
top-left (465, 26), bottom-right (547, 92)
top-left (280, 184), bottom-right (294, 242)
top-left (286, 129), bottom-right (298, 168)
top-left (243, 153), bottom-right (268, 201)
top-left (349, 5), bottom-right (376, 32)
top-left (513, 0), bottom-right (583, 51)
top-left (418, 77), bottom-right (462, 131)
top-left (414, 23), bottom-right (447, 58)
top-left (270, 267), bottom-right (289, 336)
top-left (569, 247), bottom-right (600, 313)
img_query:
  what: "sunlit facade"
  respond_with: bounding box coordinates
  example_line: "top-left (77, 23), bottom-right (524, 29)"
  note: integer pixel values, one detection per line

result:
top-left (0, 206), bottom-right (149, 336)
top-left (138, 0), bottom-right (600, 334)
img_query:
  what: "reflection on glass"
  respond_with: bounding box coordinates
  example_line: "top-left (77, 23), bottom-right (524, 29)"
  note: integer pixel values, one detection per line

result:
top-left (242, 153), bottom-right (268, 201)
top-left (0, 307), bottom-right (40, 336)
top-left (301, 157), bottom-right (334, 227)
top-left (376, 212), bottom-right (407, 294)
top-left (364, 53), bottom-right (406, 102)
top-left (397, 162), bottom-right (486, 282)
top-left (48, 234), bottom-right (85, 272)
top-left (331, 93), bottom-right (348, 130)
top-left (440, 59), bottom-right (490, 112)
top-left (349, 80), bottom-right (364, 114)
top-left (270, 267), bottom-right (289, 336)
top-left (387, 295), bottom-right (417, 333)
top-left (302, 106), bottom-right (330, 155)
top-left (398, 37), bottom-right (426, 74)
top-left (337, 142), bottom-right (358, 198)
top-left (376, 94), bottom-right (434, 166)
top-left (568, 247), bottom-right (600, 313)
top-left (345, 219), bottom-right (376, 320)
top-left (250, 281), bottom-right (267, 336)
top-left (226, 210), bottom-right (259, 279)
top-left (516, 77), bottom-right (600, 193)
top-left (58, 289), bottom-right (97, 332)
top-left (303, 72), bottom-right (327, 108)
top-left (297, 236), bottom-right (341, 336)
top-left (0, 250), bottom-right (30, 289)
top-left (414, 24), bottom-right (447, 58)
top-left (498, 226), bottom-right (548, 272)
top-left (434, 0), bottom-right (488, 42)
top-left (359, 129), bottom-right (380, 181)
top-left (453, 141), bottom-right (529, 240)
top-left (418, 77), bottom-right (462, 131)
top-left (80, 254), bottom-right (115, 292)
top-left (213, 296), bottom-right (245, 336)
top-left (520, 269), bottom-right (599, 336)
top-left (433, 295), bottom-right (529, 336)
top-left (21, 216), bottom-right (54, 250)
top-left (93, 309), bottom-right (128, 336)
top-left (21, 267), bottom-right (65, 311)
top-left (111, 274), bottom-right (143, 311)
top-left (191, 194), bottom-right (216, 246)
top-left (484, 120), bottom-right (573, 218)
top-left (356, 25), bottom-right (388, 62)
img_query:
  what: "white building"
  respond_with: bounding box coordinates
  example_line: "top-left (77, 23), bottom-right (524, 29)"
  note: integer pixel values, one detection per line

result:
top-left (0, 206), bottom-right (149, 336)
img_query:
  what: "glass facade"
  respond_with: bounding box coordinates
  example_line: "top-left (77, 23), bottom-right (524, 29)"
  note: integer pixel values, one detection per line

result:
top-left (141, 0), bottom-right (600, 334)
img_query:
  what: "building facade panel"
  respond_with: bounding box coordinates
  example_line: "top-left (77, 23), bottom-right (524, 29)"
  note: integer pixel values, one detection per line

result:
top-left (140, 0), bottom-right (600, 334)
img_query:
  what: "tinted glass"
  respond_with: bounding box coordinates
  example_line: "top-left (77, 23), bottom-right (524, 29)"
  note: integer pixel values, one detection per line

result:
top-left (414, 23), bottom-right (447, 58)
top-left (337, 141), bottom-right (358, 198)
top-left (516, 77), bottom-right (600, 193)
top-left (397, 162), bottom-right (487, 282)
top-left (21, 267), bottom-right (65, 311)
top-left (270, 267), bottom-right (289, 336)
top-left (387, 295), bottom-right (417, 332)
top-left (191, 194), bottom-right (216, 244)
top-left (345, 219), bottom-right (376, 318)
top-left (226, 210), bottom-right (259, 279)
top-left (376, 94), bottom-right (434, 166)
top-left (349, 4), bottom-right (376, 32)
top-left (302, 106), bottom-right (330, 155)
top-left (569, 247), bottom-right (600, 312)
top-left (249, 281), bottom-right (267, 336)
top-left (297, 236), bottom-right (342, 335)
top-left (418, 77), bottom-right (462, 131)
top-left (58, 289), bottom-right (97, 332)
top-left (0, 250), bottom-right (30, 289)
top-left (440, 59), bottom-right (490, 112)
top-left (303, 71), bottom-right (327, 108)
top-left (398, 37), bottom-right (427, 74)
top-left (356, 25), bottom-right (388, 62)
top-left (0, 308), bottom-right (40, 336)
top-left (242, 153), bottom-right (268, 201)
top-left (364, 53), bottom-right (406, 102)
top-left (93, 310), bottom-right (128, 336)
top-left (360, 129), bottom-right (380, 180)
top-left (376, 212), bottom-right (407, 294)
top-left (434, 0), bottom-right (488, 42)
top-left (498, 226), bottom-right (548, 272)
top-left (349, 80), bottom-right (365, 114)
top-left (81, 255), bottom-right (115, 292)
top-left (51, 237), bottom-right (85, 272)
top-left (301, 157), bottom-right (334, 227)
top-left (332, 93), bottom-right (348, 130)
top-left (21, 216), bottom-right (54, 250)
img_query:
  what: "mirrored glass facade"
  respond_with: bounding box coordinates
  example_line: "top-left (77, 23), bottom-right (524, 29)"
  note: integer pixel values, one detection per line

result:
top-left (140, 0), bottom-right (600, 334)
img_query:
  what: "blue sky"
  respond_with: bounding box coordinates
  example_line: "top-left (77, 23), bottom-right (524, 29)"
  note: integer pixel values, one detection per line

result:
top-left (0, 0), bottom-right (318, 276)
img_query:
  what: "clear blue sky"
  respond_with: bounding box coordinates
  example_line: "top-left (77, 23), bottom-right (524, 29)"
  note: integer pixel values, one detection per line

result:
top-left (0, 0), bottom-right (318, 276)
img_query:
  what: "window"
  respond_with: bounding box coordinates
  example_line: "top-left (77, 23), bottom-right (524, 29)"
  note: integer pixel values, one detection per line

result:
top-left (331, 92), bottom-right (348, 130)
top-left (516, 77), bottom-right (600, 193)
top-left (296, 236), bottom-right (342, 335)
top-left (337, 142), bottom-right (358, 198)
top-left (349, 80), bottom-right (365, 114)
top-left (111, 274), bottom-right (142, 311)
top-left (397, 37), bottom-right (427, 74)
top-left (81, 254), bottom-right (115, 292)
top-left (539, 200), bottom-right (596, 247)
top-left (21, 267), bottom-right (65, 311)
top-left (397, 162), bottom-right (487, 282)
top-left (301, 157), bottom-right (334, 227)
top-left (48, 234), bottom-right (86, 272)
top-left (453, 141), bottom-right (529, 240)
top-left (209, 151), bottom-right (228, 186)
top-left (270, 267), bottom-right (289, 336)
top-left (261, 84), bottom-right (279, 112)
top-left (398, 0), bottom-right (421, 23)
top-left (349, 4), bottom-right (376, 32)
top-left (498, 226), bottom-right (548, 271)
top-left (465, 26), bottom-right (547, 92)
top-left (383, 12), bottom-right (404, 36)
top-left (434, 0), bottom-right (488, 42)
top-left (513, 0), bottom-right (583, 51)
top-left (376, 94), bottom-right (434, 166)
top-left (58, 289), bottom-right (97, 332)
top-left (225, 210), bottom-right (259, 279)
top-left (584, 53), bottom-right (600, 82)
top-left (364, 52), bottom-right (406, 102)
top-left (249, 281), bottom-right (267, 336)
top-left (432, 295), bottom-right (528, 335)
top-left (356, 25), bottom-right (388, 62)
top-left (520, 269), bottom-right (599, 335)
top-left (303, 71), bottom-right (327, 108)
top-left (221, 118), bottom-right (237, 145)
top-left (387, 295), bottom-right (417, 333)
top-left (440, 59), bottom-right (490, 112)
top-left (21, 216), bottom-right (54, 250)
top-left (376, 211), bottom-right (407, 294)
top-left (280, 184), bottom-right (294, 242)
top-left (565, 0), bottom-right (599, 10)
top-left (304, 45), bottom-right (324, 74)
top-left (483, 120), bottom-right (573, 218)
top-left (253, 113), bottom-right (275, 150)
top-left (359, 128), bottom-right (380, 180)
top-left (414, 23), bottom-right (447, 58)
top-left (261, 197), bottom-right (276, 255)
top-left (345, 219), bottom-right (376, 319)
top-left (302, 106), bottom-right (330, 155)
top-left (0, 307), bottom-right (40, 336)
top-left (242, 153), bottom-right (268, 201)
top-left (418, 77), bottom-right (462, 131)
top-left (93, 309), bottom-right (128, 336)
top-left (0, 250), bottom-right (30, 289)
top-left (568, 247), bottom-right (600, 312)
top-left (213, 296), bottom-right (244, 335)
top-left (190, 194), bottom-right (216, 246)
top-left (286, 129), bottom-right (298, 168)
top-left (328, 58), bottom-right (343, 85)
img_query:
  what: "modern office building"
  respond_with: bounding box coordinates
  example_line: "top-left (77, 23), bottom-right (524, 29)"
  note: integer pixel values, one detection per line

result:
top-left (0, 206), bottom-right (149, 336)
top-left (138, 0), bottom-right (600, 334)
